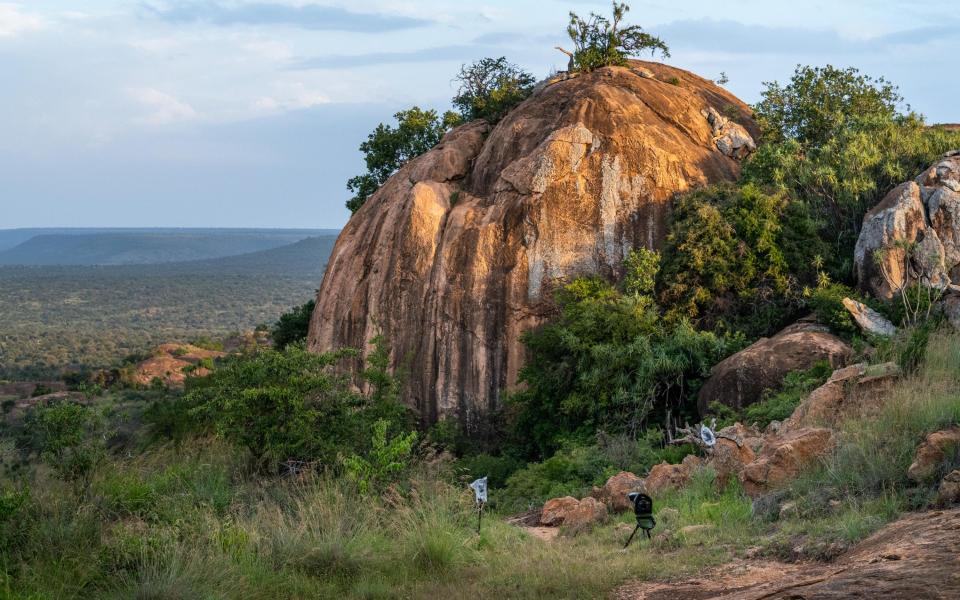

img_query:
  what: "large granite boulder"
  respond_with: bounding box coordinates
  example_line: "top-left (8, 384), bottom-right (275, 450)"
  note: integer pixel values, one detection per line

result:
top-left (309, 61), bottom-right (758, 424)
top-left (592, 471), bottom-right (645, 512)
top-left (855, 152), bottom-right (960, 299)
top-left (697, 321), bottom-right (853, 415)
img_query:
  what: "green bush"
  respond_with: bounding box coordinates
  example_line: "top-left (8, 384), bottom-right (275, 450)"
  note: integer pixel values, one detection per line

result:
top-left (271, 299), bottom-right (315, 349)
top-left (744, 65), bottom-right (960, 281)
top-left (658, 183), bottom-right (814, 337)
top-left (20, 400), bottom-right (105, 485)
top-left (343, 419), bottom-right (418, 495)
top-left (510, 269), bottom-right (736, 458)
top-left (742, 360), bottom-right (833, 428)
top-left (346, 107), bottom-right (461, 213)
top-left (452, 57), bottom-right (535, 122)
top-left (565, 2), bottom-right (669, 72)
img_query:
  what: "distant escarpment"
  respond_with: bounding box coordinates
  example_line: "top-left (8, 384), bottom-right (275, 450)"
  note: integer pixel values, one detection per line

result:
top-left (309, 61), bottom-right (758, 424)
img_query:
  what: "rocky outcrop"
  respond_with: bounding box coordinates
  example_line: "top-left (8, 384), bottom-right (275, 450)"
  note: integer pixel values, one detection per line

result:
top-left (540, 495), bottom-right (607, 529)
top-left (132, 343), bottom-right (225, 388)
top-left (615, 508), bottom-right (960, 600)
top-left (855, 153), bottom-right (960, 299)
top-left (739, 427), bottom-right (834, 497)
top-left (907, 426), bottom-right (960, 482)
top-left (309, 61), bottom-right (758, 423)
top-left (645, 455), bottom-right (702, 495)
top-left (702, 107), bottom-right (756, 159)
top-left (592, 471), bottom-right (645, 512)
top-left (783, 362), bottom-right (900, 432)
top-left (841, 297), bottom-right (897, 337)
top-left (697, 322), bottom-right (853, 415)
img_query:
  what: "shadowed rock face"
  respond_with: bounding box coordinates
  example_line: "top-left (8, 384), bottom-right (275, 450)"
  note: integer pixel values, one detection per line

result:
top-left (308, 61), bottom-right (757, 425)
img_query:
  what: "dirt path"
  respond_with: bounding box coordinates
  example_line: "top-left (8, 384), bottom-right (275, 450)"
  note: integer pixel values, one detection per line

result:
top-left (613, 508), bottom-right (960, 599)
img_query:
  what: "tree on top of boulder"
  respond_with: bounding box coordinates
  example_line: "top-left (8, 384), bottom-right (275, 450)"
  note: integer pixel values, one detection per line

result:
top-left (453, 57), bottom-right (536, 123)
top-left (564, 2), bottom-right (669, 73)
top-left (346, 107), bottom-right (461, 213)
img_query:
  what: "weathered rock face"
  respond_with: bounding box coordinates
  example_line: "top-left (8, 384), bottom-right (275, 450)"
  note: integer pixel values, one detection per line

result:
top-left (645, 455), bottom-right (702, 496)
top-left (783, 362), bottom-right (900, 432)
top-left (739, 427), bottom-right (834, 497)
top-left (309, 61), bottom-right (758, 423)
top-left (855, 152), bottom-right (960, 299)
top-left (697, 322), bottom-right (853, 415)
top-left (907, 426), bottom-right (960, 482)
top-left (938, 469), bottom-right (960, 506)
top-left (841, 297), bottom-right (897, 337)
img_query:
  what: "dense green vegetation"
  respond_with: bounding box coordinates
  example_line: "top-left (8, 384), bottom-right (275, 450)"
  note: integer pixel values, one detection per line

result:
top-left (0, 236), bottom-right (336, 380)
top-left (271, 300), bottom-right (316, 349)
top-left (452, 57), bottom-right (536, 122)
top-left (509, 251), bottom-right (737, 459)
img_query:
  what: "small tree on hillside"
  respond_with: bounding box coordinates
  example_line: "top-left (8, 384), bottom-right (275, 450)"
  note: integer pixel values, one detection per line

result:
top-left (564, 2), bottom-right (669, 73)
top-left (346, 107), bottom-right (461, 213)
top-left (452, 57), bottom-right (536, 122)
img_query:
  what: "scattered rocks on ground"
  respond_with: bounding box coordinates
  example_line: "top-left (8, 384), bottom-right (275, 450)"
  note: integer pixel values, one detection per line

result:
top-left (739, 427), bottom-right (834, 498)
top-left (540, 496), bottom-right (580, 526)
top-left (907, 426), bottom-right (960, 481)
top-left (697, 321), bottom-right (853, 415)
top-left (842, 297), bottom-right (897, 337)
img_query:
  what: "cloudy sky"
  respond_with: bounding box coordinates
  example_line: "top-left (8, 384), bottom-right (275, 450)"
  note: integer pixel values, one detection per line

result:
top-left (1, 1), bottom-right (957, 229)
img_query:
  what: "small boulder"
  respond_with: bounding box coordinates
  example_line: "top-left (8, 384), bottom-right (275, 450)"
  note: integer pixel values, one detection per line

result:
top-left (702, 107), bottom-right (756, 160)
top-left (595, 471), bottom-right (645, 512)
top-left (907, 427), bottom-right (960, 482)
top-left (561, 496), bottom-right (608, 531)
top-left (842, 298), bottom-right (897, 337)
top-left (705, 437), bottom-right (756, 486)
top-left (739, 427), bottom-right (834, 497)
top-left (645, 460), bottom-right (694, 496)
top-left (936, 470), bottom-right (960, 506)
top-left (697, 321), bottom-right (853, 415)
top-left (540, 496), bottom-right (580, 526)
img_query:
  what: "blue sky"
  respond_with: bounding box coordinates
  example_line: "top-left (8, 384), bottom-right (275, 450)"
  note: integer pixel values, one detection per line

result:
top-left (1, 1), bottom-right (957, 229)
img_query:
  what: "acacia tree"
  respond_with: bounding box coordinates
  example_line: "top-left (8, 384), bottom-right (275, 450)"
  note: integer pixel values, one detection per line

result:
top-left (452, 57), bottom-right (535, 122)
top-left (346, 107), bottom-right (461, 213)
top-left (565, 2), bottom-right (669, 73)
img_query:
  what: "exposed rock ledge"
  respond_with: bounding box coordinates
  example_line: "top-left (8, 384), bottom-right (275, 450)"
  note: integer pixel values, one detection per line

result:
top-left (309, 61), bottom-right (758, 423)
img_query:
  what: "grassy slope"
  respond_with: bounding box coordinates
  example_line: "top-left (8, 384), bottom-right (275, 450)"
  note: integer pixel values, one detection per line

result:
top-left (2, 331), bottom-right (958, 599)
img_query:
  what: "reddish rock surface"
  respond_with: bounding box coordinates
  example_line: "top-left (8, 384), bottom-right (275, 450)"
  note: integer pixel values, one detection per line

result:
top-left (132, 343), bottom-right (225, 388)
top-left (308, 61), bottom-right (757, 423)
top-left (783, 362), bottom-right (900, 432)
top-left (540, 495), bottom-right (607, 529)
top-left (697, 321), bottom-right (853, 415)
top-left (594, 471), bottom-right (645, 512)
top-left (614, 508), bottom-right (960, 599)
top-left (739, 427), bottom-right (834, 498)
top-left (645, 458), bottom-right (699, 496)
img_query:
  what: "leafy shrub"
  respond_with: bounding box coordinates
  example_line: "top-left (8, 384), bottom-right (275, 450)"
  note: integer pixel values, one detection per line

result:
top-left (343, 419), bottom-right (418, 495)
top-left (498, 443), bottom-right (611, 512)
top-left (510, 269), bottom-right (736, 458)
top-left (20, 400), bottom-right (105, 485)
top-left (565, 2), bottom-right (669, 72)
top-left (452, 57), bottom-right (535, 122)
top-left (271, 299), bottom-right (315, 349)
top-left (742, 360), bottom-right (833, 428)
top-left (744, 65), bottom-right (960, 281)
top-left (658, 183), bottom-right (815, 337)
top-left (346, 107), bottom-right (461, 213)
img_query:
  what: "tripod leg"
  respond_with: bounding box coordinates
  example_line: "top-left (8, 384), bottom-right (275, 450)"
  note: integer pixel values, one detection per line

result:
top-left (623, 524), bottom-right (641, 549)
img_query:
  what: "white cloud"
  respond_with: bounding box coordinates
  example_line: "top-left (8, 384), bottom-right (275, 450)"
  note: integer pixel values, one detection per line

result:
top-left (0, 3), bottom-right (44, 38)
top-left (252, 82), bottom-right (330, 113)
top-left (127, 87), bottom-right (199, 125)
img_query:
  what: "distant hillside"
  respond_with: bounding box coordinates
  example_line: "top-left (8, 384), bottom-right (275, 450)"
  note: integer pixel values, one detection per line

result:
top-left (0, 228), bottom-right (337, 265)
top-left (0, 235), bottom-right (338, 379)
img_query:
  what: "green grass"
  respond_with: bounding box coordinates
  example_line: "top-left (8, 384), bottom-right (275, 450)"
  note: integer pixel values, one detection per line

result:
top-left (3, 330), bottom-right (959, 598)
